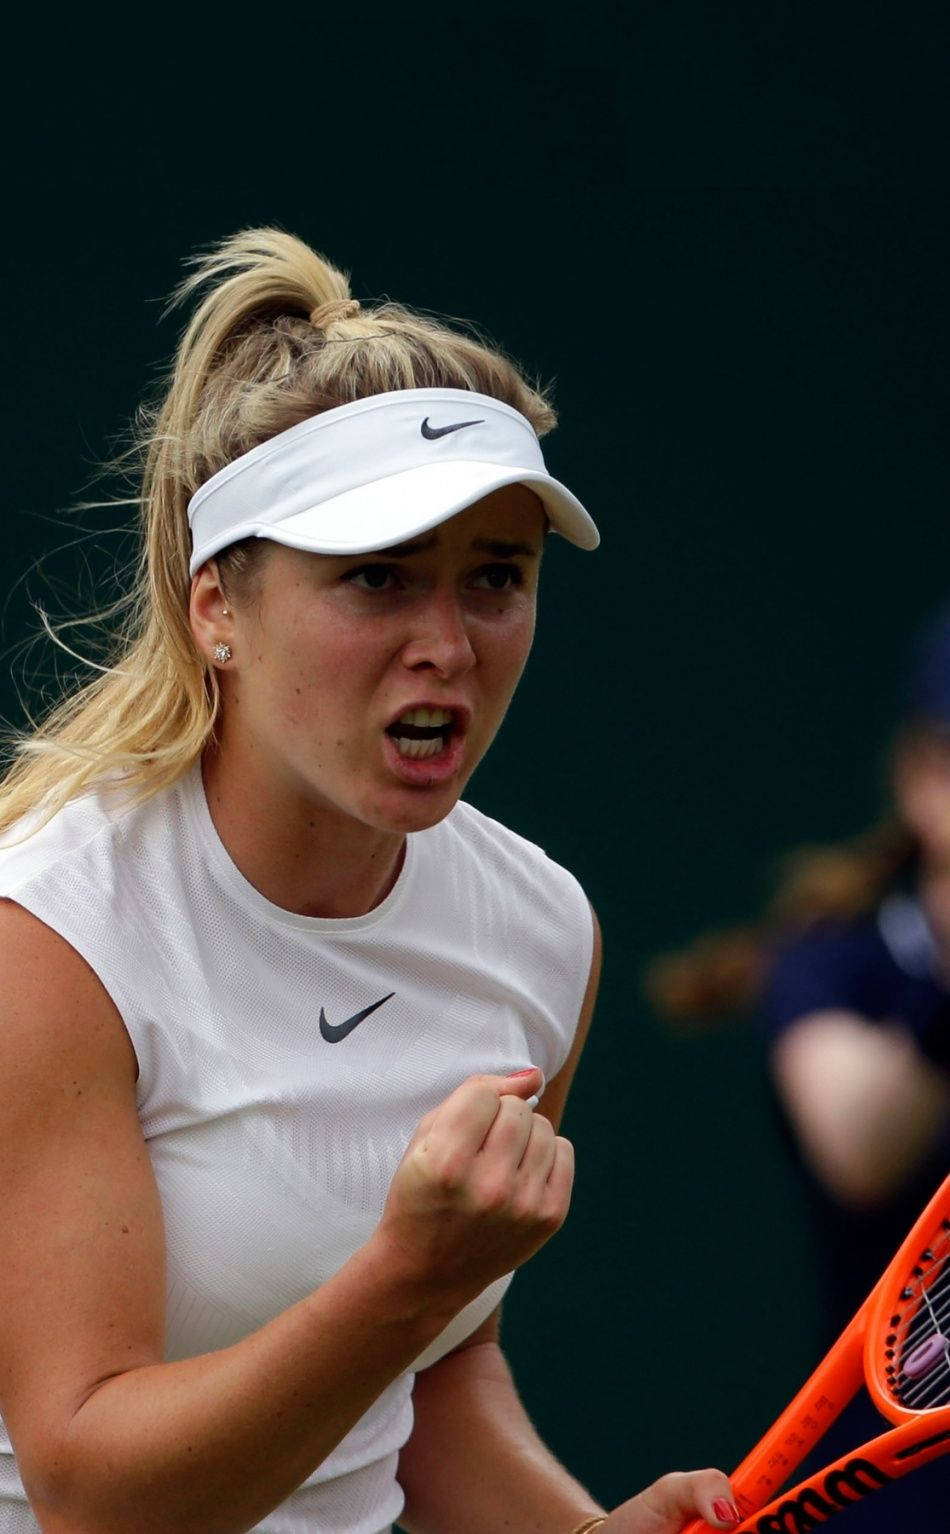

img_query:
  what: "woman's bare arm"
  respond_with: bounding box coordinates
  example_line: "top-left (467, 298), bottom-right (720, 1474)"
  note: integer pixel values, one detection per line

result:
top-left (0, 902), bottom-right (569, 1534)
top-left (399, 1313), bottom-right (605, 1534)
top-left (402, 1319), bottom-right (735, 1534)
top-left (771, 1009), bottom-right (950, 1208)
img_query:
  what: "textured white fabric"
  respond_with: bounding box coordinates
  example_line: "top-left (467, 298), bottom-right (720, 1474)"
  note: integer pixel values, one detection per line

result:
top-left (0, 768), bottom-right (593, 1532)
top-left (186, 387), bottom-right (600, 574)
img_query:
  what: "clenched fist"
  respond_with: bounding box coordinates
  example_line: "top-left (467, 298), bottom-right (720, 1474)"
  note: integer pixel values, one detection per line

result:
top-left (375, 1067), bottom-right (574, 1309)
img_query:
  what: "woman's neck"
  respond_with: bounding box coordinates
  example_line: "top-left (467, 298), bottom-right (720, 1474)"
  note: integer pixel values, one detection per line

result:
top-left (200, 751), bottom-right (406, 920)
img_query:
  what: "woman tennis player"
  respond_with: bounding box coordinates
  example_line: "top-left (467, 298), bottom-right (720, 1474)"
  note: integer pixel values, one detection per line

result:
top-left (0, 230), bottom-right (737, 1534)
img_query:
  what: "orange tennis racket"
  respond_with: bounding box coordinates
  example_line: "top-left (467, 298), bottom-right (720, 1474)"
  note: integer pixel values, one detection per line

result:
top-left (683, 1172), bottom-right (950, 1532)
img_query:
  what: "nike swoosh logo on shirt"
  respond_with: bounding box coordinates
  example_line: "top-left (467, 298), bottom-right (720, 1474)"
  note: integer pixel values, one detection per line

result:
top-left (319, 992), bottom-right (395, 1043)
top-left (420, 416), bottom-right (485, 439)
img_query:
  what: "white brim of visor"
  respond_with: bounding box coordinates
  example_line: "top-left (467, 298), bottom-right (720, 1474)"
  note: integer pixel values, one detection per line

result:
top-left (187, 388), bottom-right (599, 576)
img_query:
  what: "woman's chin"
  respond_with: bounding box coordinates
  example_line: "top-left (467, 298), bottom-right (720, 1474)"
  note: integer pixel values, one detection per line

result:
top-left (366, 785), bottom-right (466, 837)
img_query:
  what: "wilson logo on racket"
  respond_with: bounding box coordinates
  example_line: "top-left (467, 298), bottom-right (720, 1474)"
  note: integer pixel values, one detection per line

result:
top-left (682, 1179), bottom-right (950, 1532)
top-left (751, 1457), bottom-right (890, 1531)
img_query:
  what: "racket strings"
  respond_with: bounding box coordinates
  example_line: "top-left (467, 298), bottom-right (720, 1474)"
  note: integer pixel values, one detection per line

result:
top-left (890, 1227), bottom-right (950, 1410)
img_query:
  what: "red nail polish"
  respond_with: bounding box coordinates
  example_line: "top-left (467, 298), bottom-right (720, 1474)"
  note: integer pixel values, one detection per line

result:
top-left (712, 1499), bottom-right (739, 1526)
top-left (506, 1067), bottom-right (537, 1077)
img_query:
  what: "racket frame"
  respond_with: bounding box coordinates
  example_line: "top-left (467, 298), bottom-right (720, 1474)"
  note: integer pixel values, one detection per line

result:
top-left (681, 1173), bottom-right (950, 1532)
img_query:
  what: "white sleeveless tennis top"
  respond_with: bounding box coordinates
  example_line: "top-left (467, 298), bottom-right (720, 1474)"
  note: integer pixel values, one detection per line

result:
top-left (0, 768), bottom-right (593, 1534)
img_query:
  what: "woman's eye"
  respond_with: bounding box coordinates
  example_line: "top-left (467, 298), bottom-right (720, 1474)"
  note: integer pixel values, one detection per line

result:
top-left (472, 564), bottom-right (522, 592)
top-left (347, 565), bottom-right (398, 592)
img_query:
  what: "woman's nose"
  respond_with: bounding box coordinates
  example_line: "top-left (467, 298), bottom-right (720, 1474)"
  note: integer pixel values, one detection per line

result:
top-left (400, 591), bottom-right (477, 677)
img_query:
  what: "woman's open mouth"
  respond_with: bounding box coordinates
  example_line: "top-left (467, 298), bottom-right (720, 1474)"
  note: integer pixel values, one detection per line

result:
top-left (385, 706), bottom-right (457, 760)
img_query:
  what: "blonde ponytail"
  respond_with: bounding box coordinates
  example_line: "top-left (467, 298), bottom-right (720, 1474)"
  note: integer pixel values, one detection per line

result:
top-left (0, 228), bottom-right (556, 835)
top-left (645, 817), bottom-right (917, 1023)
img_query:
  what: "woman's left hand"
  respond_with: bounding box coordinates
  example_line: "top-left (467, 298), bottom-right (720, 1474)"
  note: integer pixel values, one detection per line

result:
top-left (598, 1469), bottom-right (739, 1531)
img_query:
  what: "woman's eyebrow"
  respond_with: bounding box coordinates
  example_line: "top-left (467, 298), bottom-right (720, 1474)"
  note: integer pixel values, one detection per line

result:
top-left (371, 535), bottom-right (541, 559)
top-left (470, 538), bottom-right (541, 558)
top-left (375, 534), bottom-right (439, 557)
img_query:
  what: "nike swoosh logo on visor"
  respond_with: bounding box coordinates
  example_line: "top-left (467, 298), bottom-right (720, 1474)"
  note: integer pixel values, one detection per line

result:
top-left (319, 992), bottom-right (395, 1043)
top-left (420, 417), bottom-right (485, 439)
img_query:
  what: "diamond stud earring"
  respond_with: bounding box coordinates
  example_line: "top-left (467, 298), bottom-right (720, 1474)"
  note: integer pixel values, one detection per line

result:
top-left (213, 642), bottom-right (232, 664)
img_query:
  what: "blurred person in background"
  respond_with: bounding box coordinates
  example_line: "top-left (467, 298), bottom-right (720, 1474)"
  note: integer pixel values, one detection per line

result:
top-left (647, 603), bottom-right (950, 1529)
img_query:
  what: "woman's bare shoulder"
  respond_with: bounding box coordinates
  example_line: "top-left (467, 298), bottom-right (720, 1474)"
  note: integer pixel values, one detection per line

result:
top-left (0, 897), bottom-right (138, 1084)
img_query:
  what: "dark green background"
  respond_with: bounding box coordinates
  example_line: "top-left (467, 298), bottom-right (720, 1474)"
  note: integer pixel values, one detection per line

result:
top-left (3, 4), bottom-right (948, 1514)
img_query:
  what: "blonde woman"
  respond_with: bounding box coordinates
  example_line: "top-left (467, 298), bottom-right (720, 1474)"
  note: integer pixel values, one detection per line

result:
top-left (0, 231), bottom-right (736, 1534)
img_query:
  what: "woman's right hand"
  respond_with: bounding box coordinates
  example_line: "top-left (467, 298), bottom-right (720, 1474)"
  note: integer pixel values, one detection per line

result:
top-left (374, 1067), bottom-right (574, 1306)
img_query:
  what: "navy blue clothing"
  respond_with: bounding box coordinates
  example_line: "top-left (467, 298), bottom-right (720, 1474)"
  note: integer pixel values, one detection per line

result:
top-left (762, 899), bottom-right (950, 1531)
top-left (766, 894), bottom-right (950, 1072)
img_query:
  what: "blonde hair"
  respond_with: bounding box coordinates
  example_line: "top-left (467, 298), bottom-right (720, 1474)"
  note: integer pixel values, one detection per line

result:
top-left (0, 228), bottom-right (557, 835)
top-left (644, 817), bottom-right (916, 1022)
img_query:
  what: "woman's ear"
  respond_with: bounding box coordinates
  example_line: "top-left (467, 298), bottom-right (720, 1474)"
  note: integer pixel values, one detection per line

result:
top-left (189, 561), bottom-right (235, 668)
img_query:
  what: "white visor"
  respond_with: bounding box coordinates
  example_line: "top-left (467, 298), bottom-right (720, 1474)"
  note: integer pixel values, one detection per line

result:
top-left (187, 387), bottom-right (599, 576)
